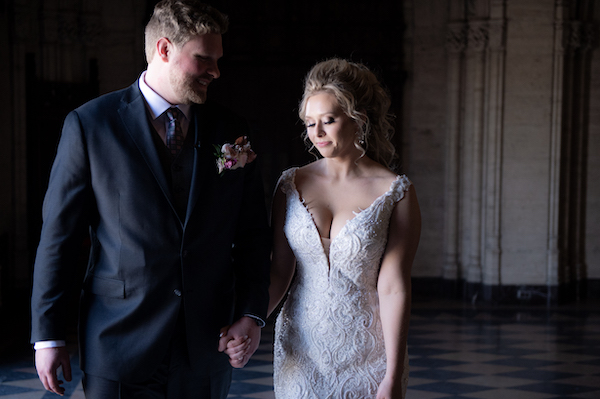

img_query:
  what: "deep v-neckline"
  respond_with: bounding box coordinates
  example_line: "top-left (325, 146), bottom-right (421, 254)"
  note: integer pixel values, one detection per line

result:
top-left (288, 168), bottom-right (400, 265)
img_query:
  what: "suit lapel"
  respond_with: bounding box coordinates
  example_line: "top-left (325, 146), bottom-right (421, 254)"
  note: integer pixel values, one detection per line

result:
top-left (185, 104), bottom-right (209, 227)
top-left (117, 91), bottom-right (218, 228)
top-left (117, 85), bottom-right (177, 217)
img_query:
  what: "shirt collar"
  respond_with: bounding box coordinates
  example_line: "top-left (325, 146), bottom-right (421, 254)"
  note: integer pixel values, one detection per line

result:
top-left (138, 71), bottom-right (191, 121)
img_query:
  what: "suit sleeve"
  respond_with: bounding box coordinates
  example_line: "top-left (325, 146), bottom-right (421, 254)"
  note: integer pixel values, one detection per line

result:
top-left (30, 110), bottom-right (94, 343)
top-left (231, 156), bottom-right (272, 323)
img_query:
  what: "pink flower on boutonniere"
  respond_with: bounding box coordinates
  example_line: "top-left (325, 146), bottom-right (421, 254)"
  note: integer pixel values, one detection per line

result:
top-left (214, 136), bottom-right (257, 174)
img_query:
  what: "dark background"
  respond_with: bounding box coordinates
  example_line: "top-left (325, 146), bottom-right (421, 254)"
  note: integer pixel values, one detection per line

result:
top-left (2, 0), bottom-right (406, 362)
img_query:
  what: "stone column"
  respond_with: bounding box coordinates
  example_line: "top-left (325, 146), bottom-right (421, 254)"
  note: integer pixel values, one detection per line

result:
top-left (463, 19), bottom-right (488, 288)
top-left (547, 1), bottom-right (596, 302)
top-left (442, 21), bottom-right (467, 285)
top-left (547, 4), bottom-right (567, 290)
top-left (443, 0), bottom-right (507, 300)
top-left (564, 20), bottom-right (596, 299)
top-left (481, 2), bottom-right (506, 291)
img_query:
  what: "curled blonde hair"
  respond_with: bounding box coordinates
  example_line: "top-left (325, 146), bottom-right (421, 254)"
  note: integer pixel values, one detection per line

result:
top-left (299, 58), bottom-right (398, 171)
top-left (145, 0), bottom-right (228, 62)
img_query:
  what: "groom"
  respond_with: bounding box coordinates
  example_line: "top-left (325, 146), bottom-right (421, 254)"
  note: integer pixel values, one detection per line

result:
top-left (30, 1), bottom-right (270, 398)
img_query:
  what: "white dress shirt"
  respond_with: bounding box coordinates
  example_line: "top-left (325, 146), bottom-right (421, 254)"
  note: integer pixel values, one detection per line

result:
top-left (138, 71), bottom-right (191, 142)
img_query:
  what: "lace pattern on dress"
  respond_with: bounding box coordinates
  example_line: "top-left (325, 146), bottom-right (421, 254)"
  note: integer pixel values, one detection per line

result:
top-left (273, 167), bottom-right (411, 399)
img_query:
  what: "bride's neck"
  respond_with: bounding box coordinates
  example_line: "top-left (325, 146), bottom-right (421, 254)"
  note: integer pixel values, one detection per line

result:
top-left (320, 156), bottom-right (370, 180)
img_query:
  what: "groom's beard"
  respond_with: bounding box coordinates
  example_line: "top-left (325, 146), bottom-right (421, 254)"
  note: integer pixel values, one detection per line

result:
top-left (169, 69), bottom-right (210, 105)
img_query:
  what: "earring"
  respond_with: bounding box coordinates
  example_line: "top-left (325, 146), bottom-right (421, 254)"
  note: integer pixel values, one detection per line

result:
top-left (357, 131), bottom-right (365, 146)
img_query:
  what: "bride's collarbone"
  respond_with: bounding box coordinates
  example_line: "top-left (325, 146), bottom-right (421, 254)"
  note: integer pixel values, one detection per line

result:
top-left (300, 183), bottom-right (387, 215)
top-left (296, 170), bottom-right (395, 203)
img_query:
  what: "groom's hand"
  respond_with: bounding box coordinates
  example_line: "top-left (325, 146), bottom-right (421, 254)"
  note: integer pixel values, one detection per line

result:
top-left (218, 316), bottom-right (261, 368)
top-left (35, 346), bottom-right (72, 396)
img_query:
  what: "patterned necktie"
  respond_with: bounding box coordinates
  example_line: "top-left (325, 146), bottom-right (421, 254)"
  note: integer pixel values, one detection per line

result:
top-left (165, 107), bottom-right (184, 156)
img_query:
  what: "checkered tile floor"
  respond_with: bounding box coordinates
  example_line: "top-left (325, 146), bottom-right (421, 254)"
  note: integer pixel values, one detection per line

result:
top-left (2, 300), bottom-right (599, 398)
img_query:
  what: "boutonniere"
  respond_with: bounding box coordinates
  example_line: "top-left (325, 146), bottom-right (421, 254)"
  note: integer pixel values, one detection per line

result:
top-left (214, 136), bottom-right (257, 175)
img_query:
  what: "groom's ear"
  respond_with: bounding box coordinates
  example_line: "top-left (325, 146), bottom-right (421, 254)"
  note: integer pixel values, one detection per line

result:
top-left (156, 37), bottom-right (173, 62)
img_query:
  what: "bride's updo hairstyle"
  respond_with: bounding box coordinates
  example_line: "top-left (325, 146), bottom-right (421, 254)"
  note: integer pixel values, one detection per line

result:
top-left (299, 58), bottom-right (398, 171)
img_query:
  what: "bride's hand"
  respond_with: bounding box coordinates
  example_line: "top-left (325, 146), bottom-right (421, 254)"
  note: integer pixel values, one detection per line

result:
top-left (218, 319), bottom-right (259, 368)
top-left (224, 335), bottom-right (251, 364)
top-left (376, 375), bottom-right (404, 399)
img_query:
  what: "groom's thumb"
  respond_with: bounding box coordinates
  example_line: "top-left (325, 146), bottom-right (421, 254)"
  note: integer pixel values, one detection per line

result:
top-left (218, 326), bottom-right (230, 352)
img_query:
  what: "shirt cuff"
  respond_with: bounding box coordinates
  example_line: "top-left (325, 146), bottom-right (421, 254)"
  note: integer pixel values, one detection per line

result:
top-left (244, 314), bottom-right (266, 328)
top-left (34, 340), bottom-right (66, 350)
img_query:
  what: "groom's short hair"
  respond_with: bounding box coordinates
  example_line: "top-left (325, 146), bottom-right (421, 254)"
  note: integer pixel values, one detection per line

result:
top-left (144, 0), bottom-right (228, 62)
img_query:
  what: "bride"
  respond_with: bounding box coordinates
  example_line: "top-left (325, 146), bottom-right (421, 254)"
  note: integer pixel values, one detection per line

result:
top-left (228, 58), bottom-right (421, 399)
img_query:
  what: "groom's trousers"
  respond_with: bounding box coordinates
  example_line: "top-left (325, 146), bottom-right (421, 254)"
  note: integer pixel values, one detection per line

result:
top-left (82, 308), bottom-right (232, 399)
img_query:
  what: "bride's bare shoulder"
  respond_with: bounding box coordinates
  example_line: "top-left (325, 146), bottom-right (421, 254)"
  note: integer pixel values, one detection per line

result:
top-left (297, 160), bottom-right (323, 172)
top-left (363, 158), bottom-right (397, 183)
top-left (295, 160), bottom-right (325, 183)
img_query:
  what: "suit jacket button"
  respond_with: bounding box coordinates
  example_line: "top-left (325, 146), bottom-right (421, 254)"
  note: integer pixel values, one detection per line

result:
top-left (173, 289), bottom-right (182, 297)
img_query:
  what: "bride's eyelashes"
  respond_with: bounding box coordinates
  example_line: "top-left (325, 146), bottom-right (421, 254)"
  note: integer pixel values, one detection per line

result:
top-left (305, 117), bottom-right (336, 129)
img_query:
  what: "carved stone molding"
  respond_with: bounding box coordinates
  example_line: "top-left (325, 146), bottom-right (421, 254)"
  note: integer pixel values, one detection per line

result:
top-left (446, 22), bottom-right (467, 53)
top-left (570, 22), bottom-right (598, 51)
top-left (447, 20), bottom-right (498, 54)
top-left (467, 22), bottom-right (489, 52)
top-left (583, 23), bottom-right (599, 50)
top-left (570, 21), bottom-right (584, 48)
top-left (56, 14), bottom-right (102, 46)
top-left (556, 21), bottom-right (598, 53)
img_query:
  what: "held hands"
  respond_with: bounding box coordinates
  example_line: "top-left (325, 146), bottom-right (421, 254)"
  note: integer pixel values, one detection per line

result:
top-left (222, 333), bottom-right (252, 368)
top-left (35, 347), bottom-right (72, 396)
top-left (218, 316), bottom-right (261, 368)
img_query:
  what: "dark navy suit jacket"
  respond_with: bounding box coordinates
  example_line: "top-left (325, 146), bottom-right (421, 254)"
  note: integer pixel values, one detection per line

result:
top-left (30, 81), bottom-right (271, 382)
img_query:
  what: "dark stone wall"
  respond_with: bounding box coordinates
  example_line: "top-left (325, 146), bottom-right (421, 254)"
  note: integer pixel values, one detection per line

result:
top-left (1, 0), bottom-right (406, 307)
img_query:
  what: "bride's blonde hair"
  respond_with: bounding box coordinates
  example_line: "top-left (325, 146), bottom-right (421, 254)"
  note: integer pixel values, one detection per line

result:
top-left (299, 58), bottom-right (398, 171)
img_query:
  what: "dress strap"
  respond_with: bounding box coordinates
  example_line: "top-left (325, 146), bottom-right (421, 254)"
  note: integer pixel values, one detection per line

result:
top-left (276, 167), bottom-right (299, 196)
top-left (389, 175), bottom-right (412, 203)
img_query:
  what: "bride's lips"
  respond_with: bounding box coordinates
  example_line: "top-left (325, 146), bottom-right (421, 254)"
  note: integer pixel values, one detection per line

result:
top-left (315, 141), bottom-right (331, 147)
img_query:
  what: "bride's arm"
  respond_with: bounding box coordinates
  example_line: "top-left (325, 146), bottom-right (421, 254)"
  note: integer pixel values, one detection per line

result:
top-left (268, 184), bottom-right (297, 316)
top-left (223, 184), bottom-right (296, 363)
top-left (376, 185), bottom-right (421, 398)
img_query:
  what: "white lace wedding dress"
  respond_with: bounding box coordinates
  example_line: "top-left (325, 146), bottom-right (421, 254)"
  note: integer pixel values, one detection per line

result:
top-left (273, 167), bottom-right (411, 399)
